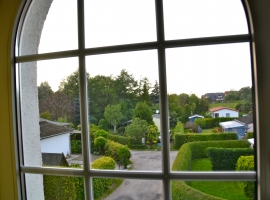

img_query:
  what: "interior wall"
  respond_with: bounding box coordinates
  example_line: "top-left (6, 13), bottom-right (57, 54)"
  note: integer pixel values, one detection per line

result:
top-left (0, 1), bottom-right (22, 199)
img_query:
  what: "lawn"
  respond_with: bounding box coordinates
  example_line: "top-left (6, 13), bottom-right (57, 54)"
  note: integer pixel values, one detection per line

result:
top-left (187, 158), bottom-right (249, 200)
top-left (209, 102), bottom-right (238, 109)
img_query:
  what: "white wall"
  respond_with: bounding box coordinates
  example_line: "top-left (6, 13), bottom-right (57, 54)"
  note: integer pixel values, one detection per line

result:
top-left (212, 109), bottom-right (239, 118)
top-left (40, 133), bottom-right (71, 156)
top-left (153, 118), bottom-right (161, 132)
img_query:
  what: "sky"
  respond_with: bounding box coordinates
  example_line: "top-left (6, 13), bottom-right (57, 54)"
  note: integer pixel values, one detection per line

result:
top-left (37, 0), bottom-right (252, 97)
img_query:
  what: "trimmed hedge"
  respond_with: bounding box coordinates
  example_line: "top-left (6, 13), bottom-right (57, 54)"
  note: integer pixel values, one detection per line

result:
top-left (236, 156), bottom-right (255, 199)
top-left (174, 132), bottom-right (238, 150)
top-left (206, 147), bottom-right (254, 170)
top-left (172, 140), bottom-right (250, 200)
top-left (91, 156), bottom-right (115, 198)
top-left (104, 140), bottom-right (131, 162)
top-left (195, 117), bottom-right (236, 129)
top-left (108, 134), bottom-right (131, 146)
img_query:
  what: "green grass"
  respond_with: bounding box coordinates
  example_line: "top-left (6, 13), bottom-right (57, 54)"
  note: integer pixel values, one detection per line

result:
top-left (209, 102), bottom-right (238, 109)
top-left (187, 158), bottom-right (249, 200)
top-left (201, 128), bottom-right (213, 134)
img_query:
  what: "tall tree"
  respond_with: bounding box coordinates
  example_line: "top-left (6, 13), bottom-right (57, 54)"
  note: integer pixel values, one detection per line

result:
top-left (134, 101), bottom-right (153, 124)
top-left (38, 81), bottom-right (53, 104)
top-left (59, 69), bottom-right (81, 98)
top-left (104, 104), bottom-right (122, 134)
top-left (140, 83), bottom-right (150, 105)
top-left (150, 80), bottom-right (159, 104)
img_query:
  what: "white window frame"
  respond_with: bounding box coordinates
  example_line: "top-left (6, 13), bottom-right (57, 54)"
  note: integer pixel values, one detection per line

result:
top-left (13, 0), bottom-right (257, 199)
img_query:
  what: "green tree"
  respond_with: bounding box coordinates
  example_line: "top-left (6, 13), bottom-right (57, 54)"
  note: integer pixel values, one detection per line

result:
top-left (38, 81), bottom-right (53, 104)
top-left (134, 101), bottom-right (153, 124)
top-left (117, 146), bottom-right (131, 169)
top-left (140, 83), bottom-right (150, 105)
top-left (147, 124), bottom-right (158, 148)
top-left (98, 119), bottom-right (108, 131)
top-left (94, 136), bottom-right (107, 154)
top-left (40, 110), bottom-right (52, 120)
top-left (150, 80), bottom-right (159, 104)
top-left (119, 99), bottom-right (134, 123)
top-left (125, 118), bottom-right (148, 144)
top-left (104, 104), bottom-right (122, 134)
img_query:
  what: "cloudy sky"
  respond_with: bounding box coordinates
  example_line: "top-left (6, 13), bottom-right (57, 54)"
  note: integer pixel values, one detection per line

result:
top-left (37, 0), bottom-right (252, 97)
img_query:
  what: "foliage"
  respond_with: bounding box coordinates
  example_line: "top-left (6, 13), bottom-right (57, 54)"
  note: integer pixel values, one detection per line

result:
top-left (89, 116), bottom-right (97, 125)
top-left (125, 118), bottom-right (148, 144)
top-left (91, 156), bottom-right (115, 198)
top-left (94, 130), bottom-right (108, 139)
top-left (94, 136), bottom-right (108, 154)
top-left (38, 81), bottom-right (53, 104)
top-left (174, 121), bottom-right (185, 134)
top-left (245, 132), bottom-right (254, 139)
top-left (206, 147), bottom-right (254, 170)
top-left (108, 134), bottom-right (131, 146)
top-left (98, 119), bottom-right (108, 131)
top-left (236, 101), bottom-right (253, 114)
top-left (134, 101), bottom-right (154, 124)
top-left (117, 146), bottom-right (131, 168)
top-left (194, 117), bottom-right (236, 129)
top-left (184, 121), bottom-right (199, 133)
top-left (104, 104), bottom-right (123, 134)
top-left (104, 140), bottom-right (131, 162)
top-left (150, 80), bottom-right (159, 104)
top-left (147, 124), bottom-right (159, 148)
top-left (169, 111), bottom-right (178, 127)
top-left (236, 156), bottom-right (255, 199)
top-left (71, 140), bottom-right (82, 154)
top-left (40, 110), bottom-right (52, 120)
top-left (174, 132), bottom-right (238, 150)
top-left (117, 127), bottom-right (125, 135)
top-left (119, 99), bottom-right (134, 122)
top-left (139, 82), bottom-right (151, 105)
top-left (171, 140), bottom-right (249, 200)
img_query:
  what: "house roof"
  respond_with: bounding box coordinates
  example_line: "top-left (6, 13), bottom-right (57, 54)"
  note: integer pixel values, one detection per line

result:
top-left (42, 153), bottom-right (69, 167)
top-left (188, 114), bottom-right (204, 119)
top-left (219, 121), bottom-right (246, 129)
top-left (40, 118), bottom-right (71, 127)
top-left (235, 114), bottom-right (253, 124)
top-left (40, 121), bottom-right (72, 139)
top-left (209, 106), bottom-right (238, 113)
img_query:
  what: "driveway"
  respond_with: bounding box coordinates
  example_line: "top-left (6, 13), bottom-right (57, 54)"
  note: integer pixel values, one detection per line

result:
top-left (105, 150), bottom-right (178, 200)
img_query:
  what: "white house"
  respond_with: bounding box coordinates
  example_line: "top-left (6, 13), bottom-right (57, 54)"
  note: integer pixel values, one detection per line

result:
top-left (40, 120), bottom-right (73, 156)
top-left (209, 106), bottom-right (239, 118)
top-left (152, 114), bottom-right (170, 132)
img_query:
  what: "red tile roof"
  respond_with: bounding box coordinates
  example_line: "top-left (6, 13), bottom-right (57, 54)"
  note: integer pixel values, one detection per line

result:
top-left (209, 106), bottom-right (238, 112)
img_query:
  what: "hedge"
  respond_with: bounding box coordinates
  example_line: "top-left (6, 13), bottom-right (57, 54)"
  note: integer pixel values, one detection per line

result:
top-left (104, 140), bottom-right (131, 162)
top-left (171, 140), bottom-right (250, 200)
top-left (195, 117), bottom-right (236, 129)
top-left (174, 132), bottom-right (238, 150)
top-left (236, 156), bottom-right (255, 199)
top-left (108, 134), bottom-right (131, 146)
top-left (206, 147), bottom-right (254, 170)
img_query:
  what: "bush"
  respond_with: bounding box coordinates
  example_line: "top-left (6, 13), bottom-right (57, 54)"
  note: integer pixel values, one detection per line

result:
top-left (108, 134), bottom-right (131, 146)
top-left (171, 140), bottom-right (250, 200)
top-left (174, 121), bottom-right (185, 134)
top-left (98, 119), bottom-right (108, 131)
top-left (245, 132), bottom-right (254, 139)
top-left (174, 132), bottom-right (238, 150)
top-left (94, 129), bottom-right (108, 139)
top-left (117, 127), bottom-right (125, 135)
top-left (104, 140), bottom-right (131, 162)
top-left (91, 156), bottom-right (115, 198)
top-left (195, 117), bottom-right (236, 129)
top-left (117, 146), bottom-right (131, 168)
top-left (125, 118), bottom-right (148, 144)
top-left (94, 136), bottom-right (107, 154)
top-left (71, 140), bottom-right (82, 154)
top-left (236, 156), bottom-right (255, 199)
top-left (206, 147), bottom-right (254, 170)
top-left (184, 121), bottom-right (199, 133)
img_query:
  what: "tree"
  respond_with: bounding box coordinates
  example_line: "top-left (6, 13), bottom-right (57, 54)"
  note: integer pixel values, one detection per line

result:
top-left (38, 81), bottom-right (53, 104)
top-left (125, 118), bottom-right (148, 144)
top-left (147, 124), bottom-right (158, 148)
top-left (119, 99), bottom-right (134, 123)
top-left (150, 80), bottom-right (159, 104)
top-left (134, 101), bottom-right (153, 124)
top-left (104, 104), bottom-right (122, 134)
top-left (140, 83), bottom-right (151, 105)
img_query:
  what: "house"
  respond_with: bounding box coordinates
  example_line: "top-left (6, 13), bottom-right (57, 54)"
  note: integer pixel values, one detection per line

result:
top-left (209, 106), bottom-right (239, 118)
top-left (188, 114), bottom-right (204, 123)
top-left (42, 153), bottom-right (69, 167)
top-left (201, 92), bottom-right (225, 102)
top-left (219, 121), bottom-right (249, 139)
top-left (152, 114), bottom-right (170, 132)
top-left (40, 120), bottom-right (73, 156)
top-left (235, 114), bottom-right (254, 133)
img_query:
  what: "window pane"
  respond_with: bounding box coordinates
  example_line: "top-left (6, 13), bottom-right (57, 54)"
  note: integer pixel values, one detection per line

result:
top-left (172, 180), bottom-right (255, 199)
top-left (95, 179), bottom-right (163, 199)
top-left (84, 0), bottom-right (156, 48)
top-left (163, 0), bottom-right (248, 40)
top-left (86, 50), bottom-right (162, 171)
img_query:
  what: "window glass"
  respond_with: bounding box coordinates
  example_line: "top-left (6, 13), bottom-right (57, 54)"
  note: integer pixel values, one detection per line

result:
top-left (163, 0), bottom-right (248, 40)
top-left (84, 0), bottom-right (156, 48)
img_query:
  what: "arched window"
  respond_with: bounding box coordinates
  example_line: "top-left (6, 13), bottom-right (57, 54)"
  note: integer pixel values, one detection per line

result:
top-left (15, 0), bottom-right (256, 199)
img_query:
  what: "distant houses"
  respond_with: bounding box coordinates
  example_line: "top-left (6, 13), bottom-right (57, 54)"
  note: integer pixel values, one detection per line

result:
top-left (209, 106), bottom-right (239, 118)
top-left (188, 114), bottom-right (204, 122)
top-left (201, 92), bottom-right (225, 102)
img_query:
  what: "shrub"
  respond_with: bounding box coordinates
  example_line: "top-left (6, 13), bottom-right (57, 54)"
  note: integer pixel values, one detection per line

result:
top-left (206, 147), bottom-right (254, 170)
top-left (125, 118), bottom-right (148, 144)
top-left (108, 134), bottom-right (131, 146)
top-left (98, 119), bottom-right (108, 131)
top-left (195, 117), bottom-right (236, 129)
top-left (174, 121), bottom-right (185, 134)
top-left (71, 140), bottom-right (82, 154)
top-left (174, 132), bottom-right (238, 150)
top-left (117, 127), bottom-right (125, 135)
top-left (94, 129), bottom-right (108, 139)
top-left (184, 121), bottom-right (199, 133)
top-left (194, 118), bottom-right (206, 129)
top-left (104, 140), bottom-right (131, 162)
top-left (171, 140), bottom-right (250, 200)
top-left (117, 146), bottom-right (131, 168)
top-left (236, 156), bottom-right (255, 199)
top-left (91, 156), bottom-right (115, 198)
top-left (94, 136), bottom-right (107, 154)
top-left (245, 132), bottom-right (254, 139)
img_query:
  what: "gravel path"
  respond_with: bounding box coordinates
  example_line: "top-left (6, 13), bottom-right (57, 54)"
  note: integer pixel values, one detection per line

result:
top-left (105, 150), bottom-right (178, 200)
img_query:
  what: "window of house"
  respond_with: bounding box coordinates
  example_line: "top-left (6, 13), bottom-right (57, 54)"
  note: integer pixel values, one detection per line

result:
top-left (226, 113), bottom-right (230, 117)
top-left (15, 0), bottom-right (256, 199)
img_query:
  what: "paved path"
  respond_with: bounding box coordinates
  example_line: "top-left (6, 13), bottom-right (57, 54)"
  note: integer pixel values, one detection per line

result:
top-left (105, 150), bottom-right (178, 200)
